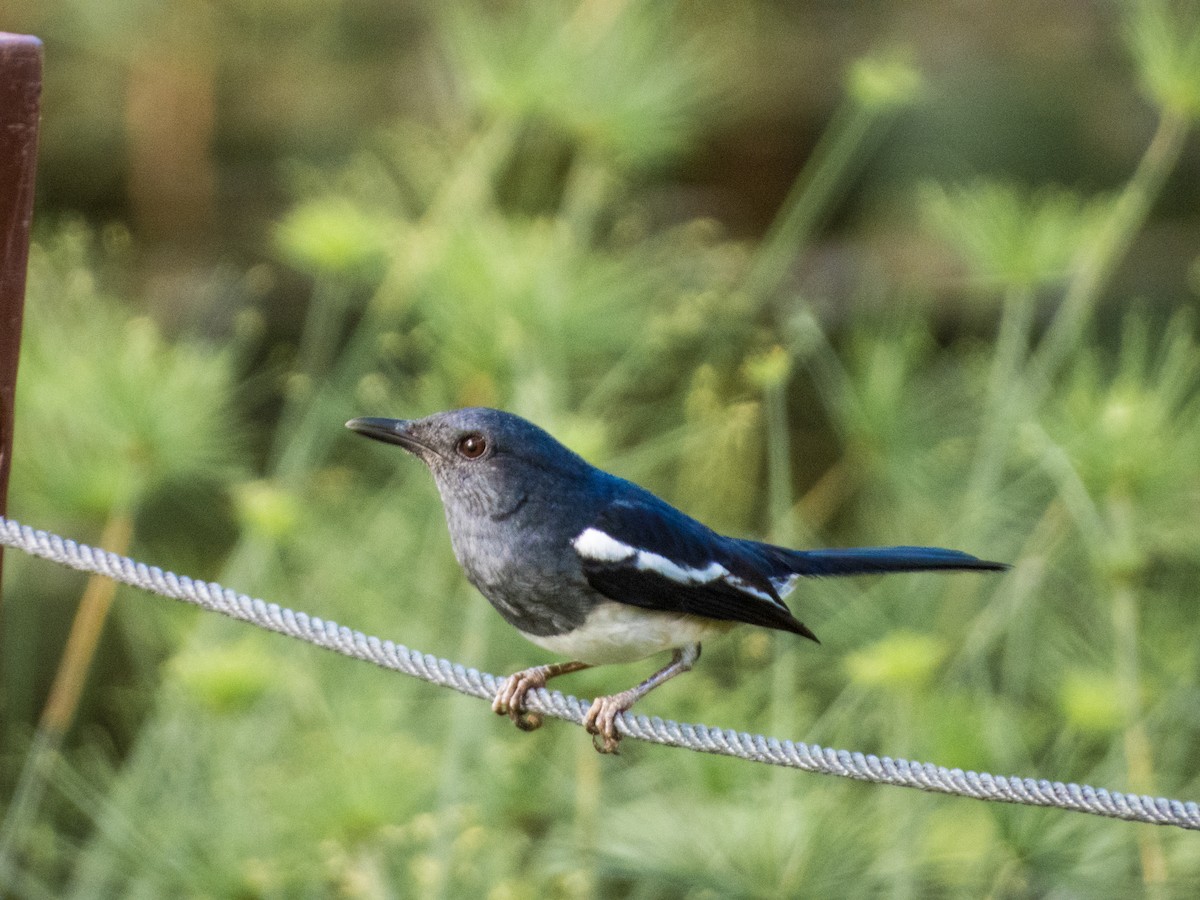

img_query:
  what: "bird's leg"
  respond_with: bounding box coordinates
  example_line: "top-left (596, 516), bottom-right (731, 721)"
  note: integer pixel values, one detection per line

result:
top-left (493, 660), bottom-right (592, 731)
top-left (585, 643), bottom-right (701, 754)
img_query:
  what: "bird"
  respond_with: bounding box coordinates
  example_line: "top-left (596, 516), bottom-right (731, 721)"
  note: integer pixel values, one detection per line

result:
top-left (346, 407), bottom-right (1007, 753)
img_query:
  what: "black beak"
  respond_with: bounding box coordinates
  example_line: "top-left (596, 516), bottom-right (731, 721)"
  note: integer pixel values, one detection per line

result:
top-left (345, 417), bottom-right (425, 454)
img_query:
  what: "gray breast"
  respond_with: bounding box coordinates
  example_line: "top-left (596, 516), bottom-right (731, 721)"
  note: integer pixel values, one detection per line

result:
top-left (444, 495), bottom-right (598, 637)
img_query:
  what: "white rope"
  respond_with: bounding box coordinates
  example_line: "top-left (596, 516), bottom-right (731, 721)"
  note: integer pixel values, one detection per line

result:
top-left (2, 514), bottom-right (1197, 831)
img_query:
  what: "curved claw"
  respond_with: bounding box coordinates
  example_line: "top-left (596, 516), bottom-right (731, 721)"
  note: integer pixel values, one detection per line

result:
top-left (513, 709), bottom-right (544, 731)
top-left (584, 693), bottom-right (632, 754)
top-left (591, 731), bottom-right (618, 754)
top-left (492, 670), bottom-right (546, 723)
top-left (492, 661), bottom-right (590, 733)
top-left (577, 645), bottom-right (700, 754)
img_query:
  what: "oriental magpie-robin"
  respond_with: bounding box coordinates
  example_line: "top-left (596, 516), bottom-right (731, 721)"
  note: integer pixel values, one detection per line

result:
top-left (347, 408), bottom-right (1006, 752)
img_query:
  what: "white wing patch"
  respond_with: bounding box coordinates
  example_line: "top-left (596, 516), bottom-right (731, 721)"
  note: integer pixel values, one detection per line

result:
top-left (728, 576), bottom-right (778, 604)
top-left (571, 527), bottom-right (637, 563)
top-left (770, 573), bottom-right (801, 597)
top-left (573, 527), bottom-right (779, 605)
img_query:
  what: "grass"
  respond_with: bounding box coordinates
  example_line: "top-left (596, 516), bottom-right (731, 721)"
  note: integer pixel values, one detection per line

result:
top-left (4, 1), bottom-right (1200, 896)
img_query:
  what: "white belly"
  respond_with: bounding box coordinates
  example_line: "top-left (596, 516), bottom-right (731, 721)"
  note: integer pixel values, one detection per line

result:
top-left (522, 601), bottom-right (737, 665)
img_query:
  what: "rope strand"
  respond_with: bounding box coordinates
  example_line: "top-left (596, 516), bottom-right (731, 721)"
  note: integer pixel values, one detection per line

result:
top-left (2, 514), bottom-right (1197, 831)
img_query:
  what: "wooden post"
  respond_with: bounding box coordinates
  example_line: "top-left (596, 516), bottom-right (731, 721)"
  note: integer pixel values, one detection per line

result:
top-left (0, 34), bottom-right (43, 597)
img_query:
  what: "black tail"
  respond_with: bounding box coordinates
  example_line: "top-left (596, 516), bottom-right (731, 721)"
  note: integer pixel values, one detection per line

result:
top-left (786, 546), bottom-right (1009, 577)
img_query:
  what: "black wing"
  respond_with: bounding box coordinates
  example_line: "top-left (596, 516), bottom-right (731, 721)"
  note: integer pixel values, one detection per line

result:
top-left (571, 498), bottom-right (818, 640)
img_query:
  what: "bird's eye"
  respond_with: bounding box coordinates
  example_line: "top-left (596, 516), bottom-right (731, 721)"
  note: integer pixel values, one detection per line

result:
top-left (456, 433), bottom-right (488, 459)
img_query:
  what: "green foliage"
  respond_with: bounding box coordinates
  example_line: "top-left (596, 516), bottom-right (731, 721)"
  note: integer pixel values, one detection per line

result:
top-left (844, 630), bottom-right (948, 691)
top-left (5, 1), bottom-right (1200, 898)
top-left (445, 0), bottom-right (719, 169)
top-left (1059, 669), bottom-right (1125, 733)
top-left (1042, 315), bottom-right (1200, 511)
top-left (847, 52), bottom-right (923, 112)
top-left (11, 223), bottom-right (244, 520)
top-left (920, 181), bottom-right (1112, 290)
top-left (1127, 0), bottom-right (1200, 119)
top-left (275, 197), bottom-right (397, 280)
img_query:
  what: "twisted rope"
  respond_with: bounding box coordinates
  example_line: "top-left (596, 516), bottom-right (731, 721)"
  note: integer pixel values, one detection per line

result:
top-left (2, 514), bottom-right (1197, 831)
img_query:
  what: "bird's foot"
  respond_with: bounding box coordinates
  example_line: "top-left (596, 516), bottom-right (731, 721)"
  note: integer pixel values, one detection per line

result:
top-left (580, 645), bottom-right (698, 753)
top-left (584, 691), bottom-right (638, 754)
top-left (492, 667), bottom-right (551, 731)
top-left (493, 661), bottom-right (590, 732)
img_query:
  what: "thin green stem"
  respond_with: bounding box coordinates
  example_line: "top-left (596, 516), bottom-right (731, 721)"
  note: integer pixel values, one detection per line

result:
top-left (764, 380), bottom-right (794, 540)
top-left (966, 285), bottom-right (1036, 506)
top-left (1105, 492), bottom-right (1167, 893)
top-left (1032, 110), bottom-right (1189, 385)
top-left (559, 151), bottom-right (612, 248)
top-left (423, 118), bottom-right (520, 226)
top-left (269, 310), bottom-right (382, 485)
top-left (742, 100), bottom-right (881, 305)
top-left (1112, 579), bottom-right (1168, 894)
top-left (1035, 427), bottom-right (1170, 888)
top-left (572, 728), bottom-right (601, 900)
top-left (763, 379), bottom-right (800, 760)
top-left (790, 314), bottom-right (861, 445)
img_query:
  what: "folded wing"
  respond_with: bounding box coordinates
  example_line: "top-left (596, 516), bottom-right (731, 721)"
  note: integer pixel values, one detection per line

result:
top-left (572, 499), bottom-right (818, 640)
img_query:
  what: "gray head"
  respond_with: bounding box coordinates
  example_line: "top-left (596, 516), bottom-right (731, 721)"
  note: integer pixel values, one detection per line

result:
top-left (346, 407), bottom-right (594, 518)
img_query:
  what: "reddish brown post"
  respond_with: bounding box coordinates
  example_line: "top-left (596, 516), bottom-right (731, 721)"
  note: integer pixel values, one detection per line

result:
top-left (0, 34), bottom-right (43, 596)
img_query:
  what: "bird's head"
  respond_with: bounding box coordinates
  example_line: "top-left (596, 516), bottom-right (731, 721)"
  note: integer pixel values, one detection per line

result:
top-left (346, 407), bottom-right (592, 518)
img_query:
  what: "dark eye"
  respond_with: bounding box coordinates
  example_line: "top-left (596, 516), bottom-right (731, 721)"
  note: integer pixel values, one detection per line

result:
top-left (456, 433), bottom-right (488, 459)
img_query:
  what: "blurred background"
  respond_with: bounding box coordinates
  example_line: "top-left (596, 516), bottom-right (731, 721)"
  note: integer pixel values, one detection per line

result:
top-left (2, 0), bottom-right (1200, 895)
